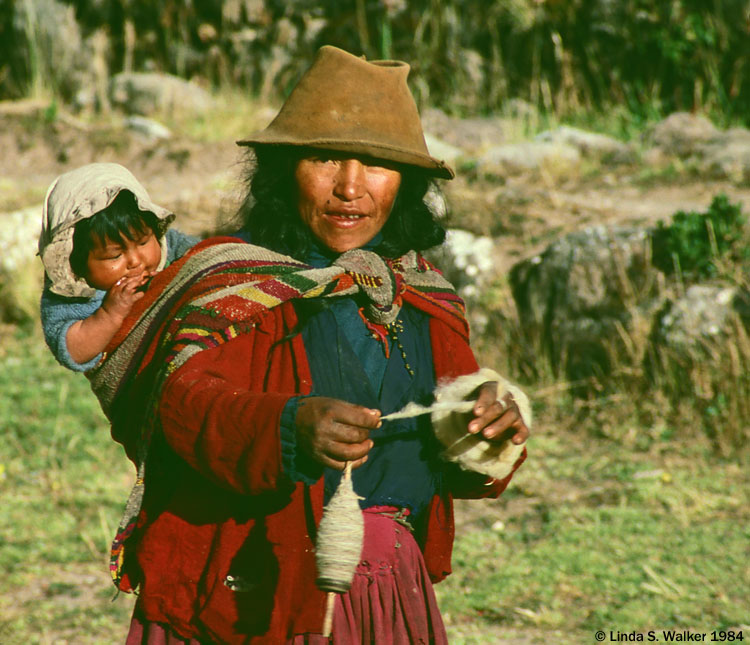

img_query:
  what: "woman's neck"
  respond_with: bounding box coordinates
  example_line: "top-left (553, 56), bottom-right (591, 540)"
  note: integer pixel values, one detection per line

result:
top-left (306, 233), bottom-right (384, 267)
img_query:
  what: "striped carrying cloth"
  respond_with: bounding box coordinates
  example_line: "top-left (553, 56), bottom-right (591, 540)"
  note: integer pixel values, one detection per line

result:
top-left (86, 237), bottom-right (467, 590)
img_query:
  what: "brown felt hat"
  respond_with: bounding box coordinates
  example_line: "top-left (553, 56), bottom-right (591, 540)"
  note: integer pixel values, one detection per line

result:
top-left (237, 46), bottom-right (454, 179)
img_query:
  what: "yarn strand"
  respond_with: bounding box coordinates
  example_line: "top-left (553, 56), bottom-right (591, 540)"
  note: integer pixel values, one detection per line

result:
top-left (380, 399), bottom-right (475, 421)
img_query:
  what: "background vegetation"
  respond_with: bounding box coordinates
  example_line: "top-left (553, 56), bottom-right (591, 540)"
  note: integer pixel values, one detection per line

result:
top-left (2, 0), bottom-right (750, 126)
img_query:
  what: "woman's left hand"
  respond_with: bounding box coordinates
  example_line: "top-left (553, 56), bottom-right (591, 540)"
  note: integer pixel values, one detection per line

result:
top-left (467, 381), bottom-right (529, 445)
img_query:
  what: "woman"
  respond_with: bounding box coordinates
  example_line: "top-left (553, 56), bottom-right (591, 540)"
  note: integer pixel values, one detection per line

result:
top-left (102, 46), bottom-right (529, 644)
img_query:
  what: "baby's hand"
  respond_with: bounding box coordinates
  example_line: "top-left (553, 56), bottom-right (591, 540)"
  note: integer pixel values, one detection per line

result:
top-left (101, 272), bottom-right (150, 322)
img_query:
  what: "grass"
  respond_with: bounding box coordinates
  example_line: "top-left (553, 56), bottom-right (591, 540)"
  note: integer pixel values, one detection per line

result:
top-left (1, 326), bottom-right (748, 643)
top-left (438, 237), bottom-right (750, 641)
top-left (0, 328), bottom-right (135, 644)
top-left (438, 431), bottom-right (750, 642)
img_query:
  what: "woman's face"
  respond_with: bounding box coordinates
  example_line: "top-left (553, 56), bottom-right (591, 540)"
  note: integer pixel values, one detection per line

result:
top-left (295, 154), bottom-right (402, 253)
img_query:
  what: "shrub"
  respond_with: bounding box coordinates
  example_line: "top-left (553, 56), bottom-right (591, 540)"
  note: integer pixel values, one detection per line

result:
top-left (650, 194), bottom-right (748, 280)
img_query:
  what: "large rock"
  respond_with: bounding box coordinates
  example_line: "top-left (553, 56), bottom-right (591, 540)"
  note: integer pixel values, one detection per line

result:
top-left (125, 116), bottom-right (172, 142)
top-left (645, 285), bottom-right (750, 403)
top-left (536, 125), bottom-right (636, 165)
top-left (477, 141), bottom-right (581, 179)
top-left (698, 127), bottom-right (750, 183)
top-left (647, 113), bottom-right (750, 182)
top-left (12, 0), bottom-right (85, 100)
top-left (420, 107), bottom-right (507, 154)
top-left (510, 217), bottom-right (750, 389)
top-left (650, 285), bottom-right (750, 356)
top-left (510, 225), bottom-right (658, 382)
top-left (0, 206), bottom-right (44, 324)
top-left (646, 112), bottom-right (720, 158)
top-left (110, 72), bottom-right (215, 117)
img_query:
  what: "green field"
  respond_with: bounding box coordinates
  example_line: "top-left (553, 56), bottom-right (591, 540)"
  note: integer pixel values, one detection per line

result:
top-left (0, 329), bottom-right (135, 643)
top-left (1, 326), bottom-right (747, 644)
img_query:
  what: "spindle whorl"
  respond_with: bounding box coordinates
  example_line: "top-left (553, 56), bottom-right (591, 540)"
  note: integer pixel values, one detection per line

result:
top-left (315, 462), bottom-right (364, 593)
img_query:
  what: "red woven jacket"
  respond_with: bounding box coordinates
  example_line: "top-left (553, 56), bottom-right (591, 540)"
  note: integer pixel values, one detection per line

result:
top-left (119, 300), bottom-right (525, 643)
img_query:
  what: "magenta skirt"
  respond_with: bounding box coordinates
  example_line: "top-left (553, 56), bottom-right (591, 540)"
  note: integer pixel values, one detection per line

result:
top-left (126, 506), bottom-right (447, 644)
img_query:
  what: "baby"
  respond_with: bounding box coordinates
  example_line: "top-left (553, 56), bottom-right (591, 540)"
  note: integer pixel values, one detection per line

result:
top-left (38, 162), bottom-right (198, 371)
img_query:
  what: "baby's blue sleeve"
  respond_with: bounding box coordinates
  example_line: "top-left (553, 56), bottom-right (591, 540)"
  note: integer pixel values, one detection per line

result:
top-left (39, 229), bottom-right (197, 373)
top-left (40, 284), bottom-right (105, 372)
top-left (165, 228), bottom-right (199, 263)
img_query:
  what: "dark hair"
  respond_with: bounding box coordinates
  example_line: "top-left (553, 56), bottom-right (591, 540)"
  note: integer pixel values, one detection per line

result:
top-left (234, 146), bottom-right (447, 259)
top-left (69, 190), bottom-right (161, 278)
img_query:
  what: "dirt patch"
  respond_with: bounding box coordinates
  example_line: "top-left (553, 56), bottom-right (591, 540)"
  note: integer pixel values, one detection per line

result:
top-left (445, 171), bottom-right (750, 273)
top-left (0, 561), bottom-right (134, 644)
top-left (0, 106), bottom-right (245, 236)
top-left (5, 102), bottom-right (750, 254)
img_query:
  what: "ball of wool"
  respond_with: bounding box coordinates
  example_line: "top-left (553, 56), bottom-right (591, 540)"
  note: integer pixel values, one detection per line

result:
top-left (431, 367), bottom-right (531, 480)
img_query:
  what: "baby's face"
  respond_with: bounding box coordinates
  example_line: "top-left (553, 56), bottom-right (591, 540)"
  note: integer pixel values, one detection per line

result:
top-left (84, 228), bottom-right (161, 291)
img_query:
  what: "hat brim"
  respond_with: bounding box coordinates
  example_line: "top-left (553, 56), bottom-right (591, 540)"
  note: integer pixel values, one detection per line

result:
top-left (237, 137), bottom-right (454, 180)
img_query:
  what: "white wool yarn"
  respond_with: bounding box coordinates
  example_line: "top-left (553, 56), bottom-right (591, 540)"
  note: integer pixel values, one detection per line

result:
top-left (315, 462), bottom-right (364, 636)
top-left (315, 464), bottom-right (364, 594)
top-left (432, 367), bottom-right (530, 480)
top-left (382, 368), bottom-right (530, 480)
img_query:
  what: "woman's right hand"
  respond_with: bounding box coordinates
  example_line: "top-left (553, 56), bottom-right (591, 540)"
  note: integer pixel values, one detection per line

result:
top-left (295, 397), bottom-right (381, 470)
